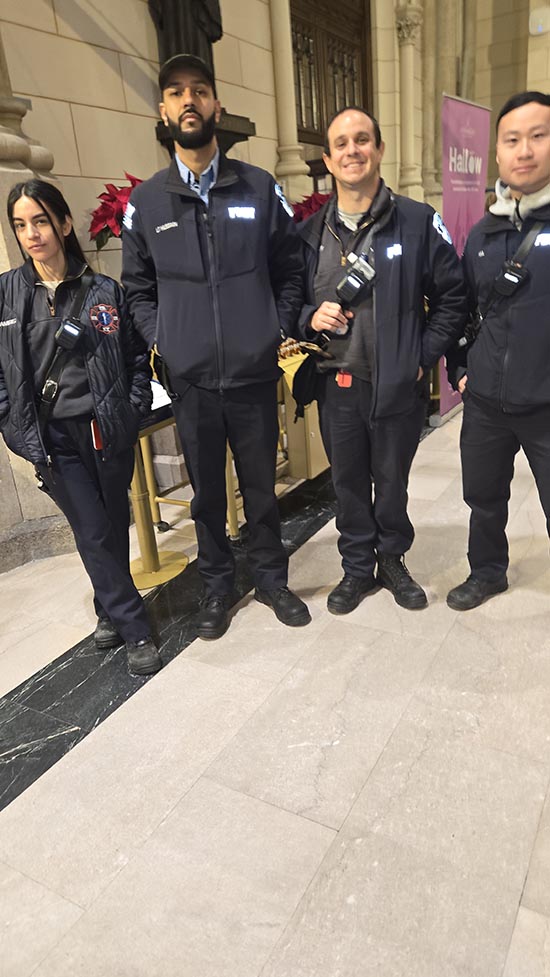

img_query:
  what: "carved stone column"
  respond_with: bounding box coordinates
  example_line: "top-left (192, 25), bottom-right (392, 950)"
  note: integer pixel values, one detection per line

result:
top-left (396, 2), bottom-right (423, 200)
top-left (0, 32), bottom-right (70, 570)
top-left (269, 0), bottom-right (310, 201)
top-left (0, 34), bottom-right (54, 271)
top-left (460, 0), bottom-right (476, 101)
top-left (422, 0), bottom-right (440, 202)
top-left (0, 40), bottom-right (54, 177)
top-left (434, 0), bottom-right (456, 186)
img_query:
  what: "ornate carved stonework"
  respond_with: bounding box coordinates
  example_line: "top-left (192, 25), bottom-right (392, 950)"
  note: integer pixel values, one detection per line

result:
top-left (292, 0), bottom-right (364, 38)
top-left (396, 4), bottom-right (423, 45)
top-left (0, 38), bottom-right (53, 171)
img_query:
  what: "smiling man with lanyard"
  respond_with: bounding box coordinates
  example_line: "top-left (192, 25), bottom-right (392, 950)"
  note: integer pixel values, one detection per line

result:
top-left (297, 106), bottom-right (466, 615)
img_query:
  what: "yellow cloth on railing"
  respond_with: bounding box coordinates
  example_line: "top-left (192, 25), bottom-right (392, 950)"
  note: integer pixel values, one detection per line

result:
top-left (278, 351), bottom-right (307, 393)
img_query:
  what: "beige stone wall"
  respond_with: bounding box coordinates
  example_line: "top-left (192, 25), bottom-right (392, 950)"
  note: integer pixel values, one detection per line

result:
top-left (0, 0), bottom-right (279, 281)
top-left (214, 0), bottom-right (278, 176)
top-left (370, 0), bottom-right (400, 192)
top-left (1, 0), bottom-right (165, 277)
top-left (527, 0), bottom-right (550, 91)
top-left (475, 0), bottom-right (530, 186)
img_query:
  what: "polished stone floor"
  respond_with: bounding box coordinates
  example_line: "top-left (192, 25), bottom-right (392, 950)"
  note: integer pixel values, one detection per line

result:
top-left (1, 413), bottom-right (549, 977)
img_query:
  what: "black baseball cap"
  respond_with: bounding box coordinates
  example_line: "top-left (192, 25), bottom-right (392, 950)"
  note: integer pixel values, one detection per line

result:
top-left (158, 54), bottom-right (217, 98)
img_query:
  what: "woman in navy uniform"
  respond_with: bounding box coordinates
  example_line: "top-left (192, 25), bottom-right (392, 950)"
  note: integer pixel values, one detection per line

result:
top-left (0, 180), bottom-right (161, 675)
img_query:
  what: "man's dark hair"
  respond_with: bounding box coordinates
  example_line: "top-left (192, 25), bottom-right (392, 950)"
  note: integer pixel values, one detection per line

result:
top-left (324, 106), bottom-right (382, 154)
top-left (496, 91), bottom-right (550, 133)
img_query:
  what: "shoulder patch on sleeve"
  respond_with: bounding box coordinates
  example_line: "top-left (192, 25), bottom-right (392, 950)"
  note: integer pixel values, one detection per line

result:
top-left (432, 212), bottom-right (453, 245)
top-left (274, 183), bottom-right (294, 218)
top-left (123, 202), bottom-right (135, 231)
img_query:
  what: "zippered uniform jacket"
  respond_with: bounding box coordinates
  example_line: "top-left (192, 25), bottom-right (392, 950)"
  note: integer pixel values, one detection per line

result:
top-left (298, 185), bottom-right (467, 419)
top-left (121, 155), bottom-right (304, 387)
top-left (0, 259), bottom-right (152, 464)
top-left (451, 205), bottom-right (550, 412)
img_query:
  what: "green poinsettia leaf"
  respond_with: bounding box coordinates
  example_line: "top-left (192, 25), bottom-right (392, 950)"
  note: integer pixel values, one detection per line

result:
top-left (94, 226), bottom-right (113, 251)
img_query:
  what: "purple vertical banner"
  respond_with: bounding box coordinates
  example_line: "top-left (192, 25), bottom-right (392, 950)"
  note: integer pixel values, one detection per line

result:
top-left (438, 95), bottom-right (491, 416)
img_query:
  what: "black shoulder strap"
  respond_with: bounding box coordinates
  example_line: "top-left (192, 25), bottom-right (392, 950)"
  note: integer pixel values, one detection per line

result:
top-left (67, 268), bottom-right (94, 319)
top-left (511, 219), bottom-right (544, 263)
top-left (37, 269), bottom-right (94, 436)
top-left (482, 220), bottom-right (544, 318)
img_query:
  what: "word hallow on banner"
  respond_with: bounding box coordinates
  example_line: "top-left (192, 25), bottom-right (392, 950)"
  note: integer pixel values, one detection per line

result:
top-left (437, 94), bottom-right (491, 417)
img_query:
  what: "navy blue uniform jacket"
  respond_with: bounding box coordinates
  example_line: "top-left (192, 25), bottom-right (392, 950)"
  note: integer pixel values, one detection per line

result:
top-left (121, 154), bottom-right (304, 388)
top-left (299, 190), bottom-right (467, 419)
top-left (450, 204), bottom-right (550, 412)
top-left (0, 260), bottom-right (152, 464)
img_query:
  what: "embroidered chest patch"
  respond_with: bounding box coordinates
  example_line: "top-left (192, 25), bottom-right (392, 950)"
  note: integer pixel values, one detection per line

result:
top-left (90, 304), bottom-right (120, 334)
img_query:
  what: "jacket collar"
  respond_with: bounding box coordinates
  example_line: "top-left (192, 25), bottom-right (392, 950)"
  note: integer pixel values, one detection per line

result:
top-left (297, 198), bottom-right (333, 250)
top-left (164, 151), bottom-right (239, 196)
top-left (482, 204), bottom-right (550, 234)
top-left (298, 179), bottom-right (395, 250)
top-left (490, 179), bottom-right (550, 219)
top-left (486, 179), bottom-right (550, 231)
top-left (20, 255), bottom-right (88, 288)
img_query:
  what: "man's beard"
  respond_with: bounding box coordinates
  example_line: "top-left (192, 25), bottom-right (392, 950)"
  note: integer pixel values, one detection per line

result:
top-left (166, 110), bottom-right (217, 150)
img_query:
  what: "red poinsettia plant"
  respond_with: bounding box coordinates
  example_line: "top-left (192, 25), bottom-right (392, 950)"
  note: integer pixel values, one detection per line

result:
top-left (89, 177), bottom-right (329, 245)
top-left (89, 173), bottom-right (143, 250)
top-left (292, 191), bottom-right (332, 223)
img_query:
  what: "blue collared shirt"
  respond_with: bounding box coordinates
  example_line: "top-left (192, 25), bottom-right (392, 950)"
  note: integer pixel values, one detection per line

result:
top-left (175, 149), bottom-right (220, 205)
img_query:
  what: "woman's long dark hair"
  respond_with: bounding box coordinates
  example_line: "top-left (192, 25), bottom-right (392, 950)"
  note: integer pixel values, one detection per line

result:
top-left (7, 179), bottom-right (87, 266)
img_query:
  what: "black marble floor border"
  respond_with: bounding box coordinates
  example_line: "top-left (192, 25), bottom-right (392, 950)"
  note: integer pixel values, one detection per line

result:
top-left (0, 469), bottom-right (337, 813)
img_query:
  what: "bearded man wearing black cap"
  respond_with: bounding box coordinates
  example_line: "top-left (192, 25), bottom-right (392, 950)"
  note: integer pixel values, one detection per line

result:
top-left (122, 54), bottom-right (310, 639)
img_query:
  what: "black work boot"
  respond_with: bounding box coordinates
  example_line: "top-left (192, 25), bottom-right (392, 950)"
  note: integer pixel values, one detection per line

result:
top-left (94, 618), bottom-right (122, 649)
top-left (327, 574), bottom-right (377, 615)
top-left (446, 574), bottom-right (508, 611)
top-left (126, 638), bottom-right (162, 675)
top-left (196, 594), bottom-right (232, 640)
top-left (377, 554), bottom-right (427, 609)
top-left (255, 586), bottom-right (311, 626)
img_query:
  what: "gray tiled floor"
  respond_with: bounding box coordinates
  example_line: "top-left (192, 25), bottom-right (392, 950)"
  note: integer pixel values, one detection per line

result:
top-left (1, 413), bottom-right (550, 977)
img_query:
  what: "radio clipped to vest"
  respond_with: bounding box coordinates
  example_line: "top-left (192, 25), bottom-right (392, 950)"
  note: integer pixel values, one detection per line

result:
top-left (54, 316), bottom-right (85, 351)
top-left (457, 220), bottom-right (544, 349)
top-left (492, 259), bottom-right (530, 297)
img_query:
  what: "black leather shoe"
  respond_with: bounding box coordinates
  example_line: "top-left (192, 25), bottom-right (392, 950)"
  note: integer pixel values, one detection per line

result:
top-left (126, 638), bottom-right (162, 675)
top-left (447, 574), bottom-right (508, 611)
top-left (94, 618), bottom-right (122, 649)
top-left (196, 594), bottom-right (231, 640)
top-left (255, 586), bottom-right (311, 626)
top-left (327, 574), bottom-right (377, 614)
top-left (377, 554), bottom-right (427, 609)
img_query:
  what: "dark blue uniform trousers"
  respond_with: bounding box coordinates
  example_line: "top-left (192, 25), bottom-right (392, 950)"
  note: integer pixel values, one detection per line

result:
top-left (318, 375), bottom-right (426, 578)
top-left (461, 393), bottom-right (550, 581)
top-left (37, 417), bottom-right (150, 643)
top-left (171, 380), bottom-right (288, 596)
